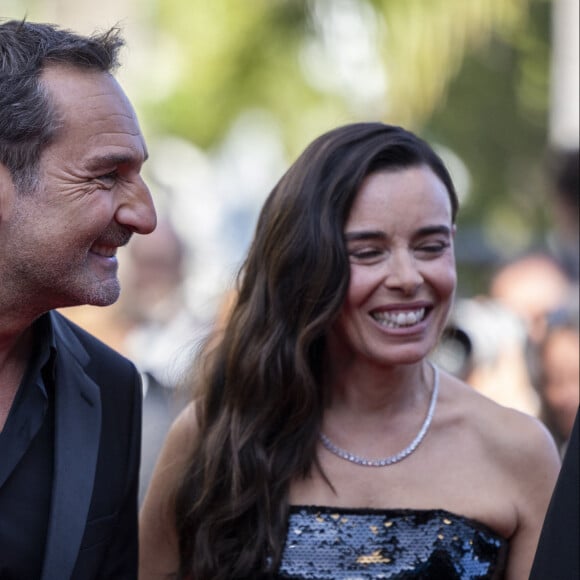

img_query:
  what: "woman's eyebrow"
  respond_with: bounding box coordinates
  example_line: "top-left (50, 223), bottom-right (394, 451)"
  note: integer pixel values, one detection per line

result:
top-left (345, 225), bottom-right (451, 242)
top-left (415, 225), bottom-right (452, 237)
top-left (344, 230), bottom-right (387, 242)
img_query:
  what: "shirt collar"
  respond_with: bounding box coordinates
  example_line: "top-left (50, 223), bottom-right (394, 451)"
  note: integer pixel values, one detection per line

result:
top-left (32, 313), bottom-right (58, 395)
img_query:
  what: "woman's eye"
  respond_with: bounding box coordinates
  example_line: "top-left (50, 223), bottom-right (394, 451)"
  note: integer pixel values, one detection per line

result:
top-left (416, 242), bottom-right (449, 255)
top-left (350, 248), bottom-right (382, 260)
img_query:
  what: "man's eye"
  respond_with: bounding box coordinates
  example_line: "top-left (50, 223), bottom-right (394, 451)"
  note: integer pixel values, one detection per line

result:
top-left (97, 171), bottom-right (118, 185)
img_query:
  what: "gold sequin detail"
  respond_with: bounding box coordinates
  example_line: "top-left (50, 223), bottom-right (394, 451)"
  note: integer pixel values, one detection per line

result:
top-left (443, 518), bottom-right (452, 525)
top-left (370, 525), bottom-right (379, 534)
top-left (357, 550), bottom-right (392, 565)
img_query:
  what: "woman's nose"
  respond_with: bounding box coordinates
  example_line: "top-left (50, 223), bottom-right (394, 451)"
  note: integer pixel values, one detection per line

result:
top-left (383, 250), bottom-right (423, 295)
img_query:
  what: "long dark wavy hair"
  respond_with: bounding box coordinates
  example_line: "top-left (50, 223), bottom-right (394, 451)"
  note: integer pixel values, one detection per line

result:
top-left (174, 122), bottom-right (459, 579)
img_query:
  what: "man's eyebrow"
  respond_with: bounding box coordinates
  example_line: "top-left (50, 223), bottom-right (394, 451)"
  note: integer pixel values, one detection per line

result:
top-left (86, 152), bottom-right (147, 171)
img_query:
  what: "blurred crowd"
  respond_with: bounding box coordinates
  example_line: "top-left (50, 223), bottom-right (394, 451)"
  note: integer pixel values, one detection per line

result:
top-left (433, 147), bottom-right (579, 456)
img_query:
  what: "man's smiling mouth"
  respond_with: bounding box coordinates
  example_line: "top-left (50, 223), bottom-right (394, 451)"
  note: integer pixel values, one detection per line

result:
top-left (90, 244), bottom-right (117, 258)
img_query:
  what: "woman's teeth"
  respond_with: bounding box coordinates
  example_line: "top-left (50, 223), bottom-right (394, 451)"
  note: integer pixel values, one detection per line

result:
top-left (372, 308), bottom-right (426, 328)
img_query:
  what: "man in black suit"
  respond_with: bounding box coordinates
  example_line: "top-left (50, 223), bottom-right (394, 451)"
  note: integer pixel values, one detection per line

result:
top-left (0, 19), bottom-right (156, 579)
top-left (530, 409), bottom-right (579, 580)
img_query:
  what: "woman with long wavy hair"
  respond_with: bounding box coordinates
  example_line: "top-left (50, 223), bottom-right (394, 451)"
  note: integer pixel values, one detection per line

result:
top-left (139, 123), bottom-right (560, 580)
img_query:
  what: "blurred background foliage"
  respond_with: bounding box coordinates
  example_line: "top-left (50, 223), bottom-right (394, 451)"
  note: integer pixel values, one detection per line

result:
top-left (4, 0), bottom-right (578, 300)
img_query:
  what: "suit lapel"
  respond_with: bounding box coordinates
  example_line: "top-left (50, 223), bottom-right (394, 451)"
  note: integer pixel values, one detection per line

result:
top-left (41, 313), bottom-right (102, 580)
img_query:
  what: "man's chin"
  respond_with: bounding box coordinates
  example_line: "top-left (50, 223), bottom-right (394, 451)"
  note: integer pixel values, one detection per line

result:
top-left (83, 280), bottom-right (121, 307)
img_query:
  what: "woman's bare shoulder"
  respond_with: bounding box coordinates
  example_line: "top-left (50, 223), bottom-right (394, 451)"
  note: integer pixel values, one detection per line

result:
top-left (441, 372), bottom-right (559, 468)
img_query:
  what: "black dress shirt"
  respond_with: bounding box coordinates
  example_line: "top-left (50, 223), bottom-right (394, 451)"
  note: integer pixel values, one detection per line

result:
top-left (0, 315), bottom-right (56, 579)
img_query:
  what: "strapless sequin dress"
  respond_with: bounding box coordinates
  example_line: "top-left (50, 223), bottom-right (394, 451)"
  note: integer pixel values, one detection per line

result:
top-left (276, 506), bottom-right (508, 579)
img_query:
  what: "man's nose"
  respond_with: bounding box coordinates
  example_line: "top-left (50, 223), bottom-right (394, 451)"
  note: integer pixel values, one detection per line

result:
top-left (115, 177), bottom-right (157, 235)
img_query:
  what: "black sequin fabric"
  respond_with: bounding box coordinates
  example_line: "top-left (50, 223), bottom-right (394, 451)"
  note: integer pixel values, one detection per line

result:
top-left (276, 506), bottom-right (508, 579)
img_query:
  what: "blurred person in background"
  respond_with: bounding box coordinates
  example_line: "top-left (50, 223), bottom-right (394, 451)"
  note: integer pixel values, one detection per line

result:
top-left (432, 296), bottom-right (541, 417)
top-left (117, 218), bottom-right (208, 503)
top-left (435, 251), bottom-right (574, 422)
top-left (489, 252), bottom-right (572, 344)
top-left (528, 139), bottom-right (580, 580)
top-left (435, 147), bottom-right (578, 430)
top-left (484, 253), bottom-right (573, 416)
top-left (119, 218), bottom-right (203, 390)
top-left (139, 122), bottom-right (559, 580)
top-left (527, 297), bottom-right (580, 455)
top-left (0, 19), bottom-right (156, 580)
top-left (545, 147), bottom-right (579, 282)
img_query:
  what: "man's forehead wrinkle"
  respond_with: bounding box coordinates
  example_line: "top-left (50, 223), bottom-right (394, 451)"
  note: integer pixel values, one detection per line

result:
top-left (84, 88), bottom-right (115, 99)
top-left (74, 97), bottom-right (136, 119)
top-left (86, 127), bottom-right (143, 138)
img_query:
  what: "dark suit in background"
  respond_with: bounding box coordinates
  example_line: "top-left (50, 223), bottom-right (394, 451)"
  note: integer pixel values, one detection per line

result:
top-left (529, 409), bottom-right (580, 580)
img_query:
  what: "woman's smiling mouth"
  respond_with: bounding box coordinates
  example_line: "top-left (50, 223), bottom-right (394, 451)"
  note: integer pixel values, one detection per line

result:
top-left (371, 307), bottom-right (427, 328)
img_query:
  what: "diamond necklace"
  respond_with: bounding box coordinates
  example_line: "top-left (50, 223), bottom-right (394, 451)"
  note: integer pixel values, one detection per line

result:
top-left (319, 362), bottom-right (439, 467)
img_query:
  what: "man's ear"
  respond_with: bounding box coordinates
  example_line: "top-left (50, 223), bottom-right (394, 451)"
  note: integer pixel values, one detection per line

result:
top-left (0, 163), bottom-right (17, 221)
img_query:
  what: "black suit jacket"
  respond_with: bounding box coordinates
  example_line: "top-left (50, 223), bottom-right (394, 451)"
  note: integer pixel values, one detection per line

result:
top-left (529, 408), bottom-right (579, 580)
top-left (40, 311), bottom-right (142, 580)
